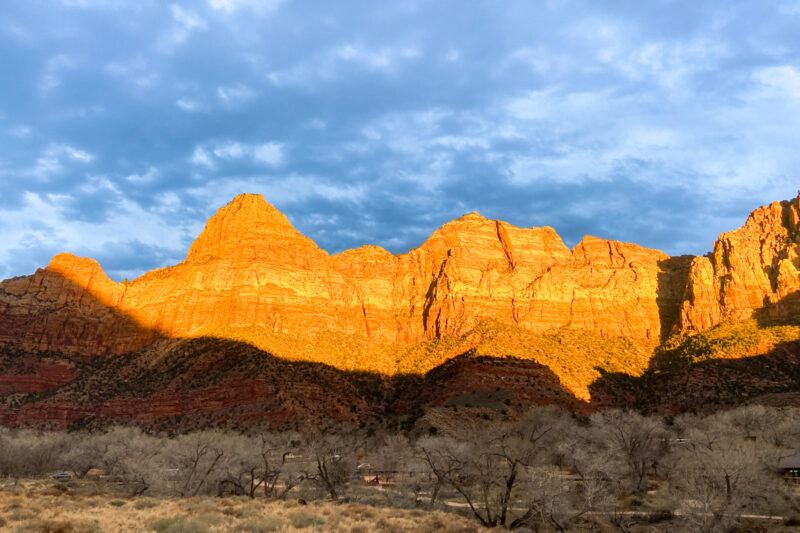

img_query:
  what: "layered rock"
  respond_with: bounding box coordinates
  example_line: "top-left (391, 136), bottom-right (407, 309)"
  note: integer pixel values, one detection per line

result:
top-left (2, 192), bottom-right (800, 428)
top-left (679, 195), bottom-right (800, 332)
top-left (0, 194), bottom-right (688, 374)
top-left (4, 192), bottom-right (798, 379)
top-left (0, 254), bottom-right (155, 355)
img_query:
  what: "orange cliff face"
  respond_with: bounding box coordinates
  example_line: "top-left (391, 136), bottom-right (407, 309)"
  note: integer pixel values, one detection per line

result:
top-left (3, 192), bottom-right (799, 380)
top-left (679, 195), bottom-right (800, 332)
top-left (0, 193), bottom-right (687, 370)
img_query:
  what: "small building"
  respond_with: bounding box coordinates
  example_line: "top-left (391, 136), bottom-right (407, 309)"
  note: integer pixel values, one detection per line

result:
top-left (779, 450), bottom-right (800, 482)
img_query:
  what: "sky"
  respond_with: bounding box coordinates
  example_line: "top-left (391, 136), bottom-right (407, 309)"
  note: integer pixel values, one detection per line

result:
top-left (1, 0), bottom-right (800, 281)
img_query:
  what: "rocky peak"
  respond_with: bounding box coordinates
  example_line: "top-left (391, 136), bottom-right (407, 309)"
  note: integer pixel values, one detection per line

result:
top-left (186, 193), bottom-right (322, 263)
top-left (46, 253), bottom-right (119, 295)
top-left (460, 211), bottom-right (487, 221)
top-left (4, 191), bottom-right (800, 373)
top-left (679, 193), bottom-right (800, 332)
top-left (47, 252), bottom-right (104, 276)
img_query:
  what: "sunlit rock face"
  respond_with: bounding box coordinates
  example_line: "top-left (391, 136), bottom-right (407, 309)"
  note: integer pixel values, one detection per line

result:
top-left (679, 196), bottom-right (800, 332)
top-left (1, 192), bottom-right (798, 378)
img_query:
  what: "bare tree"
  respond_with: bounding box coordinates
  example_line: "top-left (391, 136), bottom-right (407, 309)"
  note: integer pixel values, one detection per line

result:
top-left (667, 414), bottom-right (788, 532)
top-left (215, 432), bottom-right (300, 499)
top-left (99, 427), bottom-right (163, 496)
top-left (589, 409), bottom-right (667, 494)
top-left (304, 433), bottom-right (354, 501)
top-left (62, 432), bottom-right (104, 478)
top-left (425, 407), bottom-right (569, 529)
top-left (557, 432), bottom-right (617, 532)
top-left (416, 435), bottom-right (461, 509)
top-left (164, 431), bottom-right (225, 497)
top-left (0, 428), bottom-right (64, 483)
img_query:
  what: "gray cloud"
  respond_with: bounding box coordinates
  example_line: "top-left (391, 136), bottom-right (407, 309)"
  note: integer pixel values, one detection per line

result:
top-left (1, 0), bottom-right (799, 281)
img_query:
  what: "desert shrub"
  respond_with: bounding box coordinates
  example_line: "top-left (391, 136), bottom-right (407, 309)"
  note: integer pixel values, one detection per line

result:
top-left (56, 500), bottom-right (82, 513)
top-left (149, 514), bottom-right (221, 533)
top-left (654, 320), bottom-right (800, 368)
top-left (3, 500), bottom-right (23, 511)
top-left (134, 498), bottom-right (159, 510)
top-left (233, 506), bottom-right (261, 519)
top-left (234, 517), bottom-right (283, 532)
top-left (289, 512), bottom-right (325, 529)
top-left (180, 500), bottom-right (218, 514)
top-left (14, 520), bottom-right (104, 533)
top-left (39, 483), bottom-right (70, 496)
top-left (81, 497), bottom-right (104, 508)
top-left (109, 499), bottom-right (127, 507)
top-left (8, 508), bottom-right (37, 521)
top-left (0, 516), bottom-right (5, 527)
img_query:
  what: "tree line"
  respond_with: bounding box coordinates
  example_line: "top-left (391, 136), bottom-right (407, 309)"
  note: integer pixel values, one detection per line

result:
top-left (1, 405), bottom-right (798, 532)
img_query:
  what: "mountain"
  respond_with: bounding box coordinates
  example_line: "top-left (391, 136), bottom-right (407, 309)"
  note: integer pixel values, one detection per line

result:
top-left (679, 197), bottom-right (800, 330)
top-left (1, 193), bottom-right (799, 429)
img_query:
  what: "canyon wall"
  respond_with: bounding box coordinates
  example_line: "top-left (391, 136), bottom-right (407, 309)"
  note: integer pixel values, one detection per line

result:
top-left (1, 193), bottom-right (799, 377)
top-left (679, 196), bottom-right (800, 332)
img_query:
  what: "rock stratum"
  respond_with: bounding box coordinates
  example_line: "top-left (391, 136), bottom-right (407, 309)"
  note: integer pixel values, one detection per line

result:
top-left (1, 193), bottom-right (800, 429)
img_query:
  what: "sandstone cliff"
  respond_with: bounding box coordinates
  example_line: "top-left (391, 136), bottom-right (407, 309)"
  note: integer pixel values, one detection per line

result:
top-left (1, 192), bottom-right (800, 428)
top-left (1, 192), bottom-right (799, 403)
top-left (0, 194), bottom-right (685, 373)
top-left (679, 195), bottom-right (800, 332)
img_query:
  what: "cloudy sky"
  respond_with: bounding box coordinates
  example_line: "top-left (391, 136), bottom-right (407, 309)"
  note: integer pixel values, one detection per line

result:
top-left (1, 0), bottom-right (799, 281)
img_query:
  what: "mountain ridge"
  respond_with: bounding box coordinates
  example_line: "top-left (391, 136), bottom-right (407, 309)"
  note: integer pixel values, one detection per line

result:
top-left (0, 192), bottom-right (799, 427)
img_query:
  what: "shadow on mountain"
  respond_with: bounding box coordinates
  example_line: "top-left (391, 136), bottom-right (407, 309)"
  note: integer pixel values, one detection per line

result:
top-left (655, 255), bottom-right (694, 342)
top-left (0, 271), bottom-right (585, 432)
top-left (588, 340), bottom-right (800, 413)
top-left (754, 290), bottom-right (800, 327)
top-left (390, 351), bottom-right (590, 415)
top-left (7, 268), bottom-right (799, 430)
top-left (590, 289), bottom-right (800, 413)
top-left (0, 267), bottom-right (163, 358)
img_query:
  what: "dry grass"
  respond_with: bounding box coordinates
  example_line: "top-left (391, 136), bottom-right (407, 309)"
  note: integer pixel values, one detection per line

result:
top-left (0, 479), bottom-right (482, 533)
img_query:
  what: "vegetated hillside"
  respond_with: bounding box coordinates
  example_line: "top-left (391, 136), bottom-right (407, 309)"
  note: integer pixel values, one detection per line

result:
top-left (591, 319), bottom-right (800, 412)
top-left (654, 319), bottom-right (800, 368)
top-left (193, 318), bottom-right (653, 402)
top-left (0, 337), bottom-right (388, 432)
top-left (0, 325), bottom-right (634, 431)
top-left (5, 317), bottom-right (798, 431)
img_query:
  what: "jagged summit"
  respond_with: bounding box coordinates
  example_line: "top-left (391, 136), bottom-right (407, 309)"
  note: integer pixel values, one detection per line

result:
top-left (186, 196), bottom-right (574, 265)
top-left (186, 193), bottom-right (322, 262)
top-left (679, 193), bottom-right (800, 331)
top-left (47, 252), bottom-right (104, 274)
top-left (459, 211), bottom-right (487, 221)
top-left (2, 192), bottom-right (799, 384)
top-left (1, 193), bottom-right (800, 429)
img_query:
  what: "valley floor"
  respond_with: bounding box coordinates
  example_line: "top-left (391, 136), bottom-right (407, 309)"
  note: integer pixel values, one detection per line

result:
top-left (1, 478), bottom-right (798, 533)
top-left (0, 479), bottom-right (481, 533)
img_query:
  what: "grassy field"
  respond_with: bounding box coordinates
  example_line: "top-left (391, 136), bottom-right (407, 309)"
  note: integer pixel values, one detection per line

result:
top-left (0, 479), bottom-right (481, 533)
